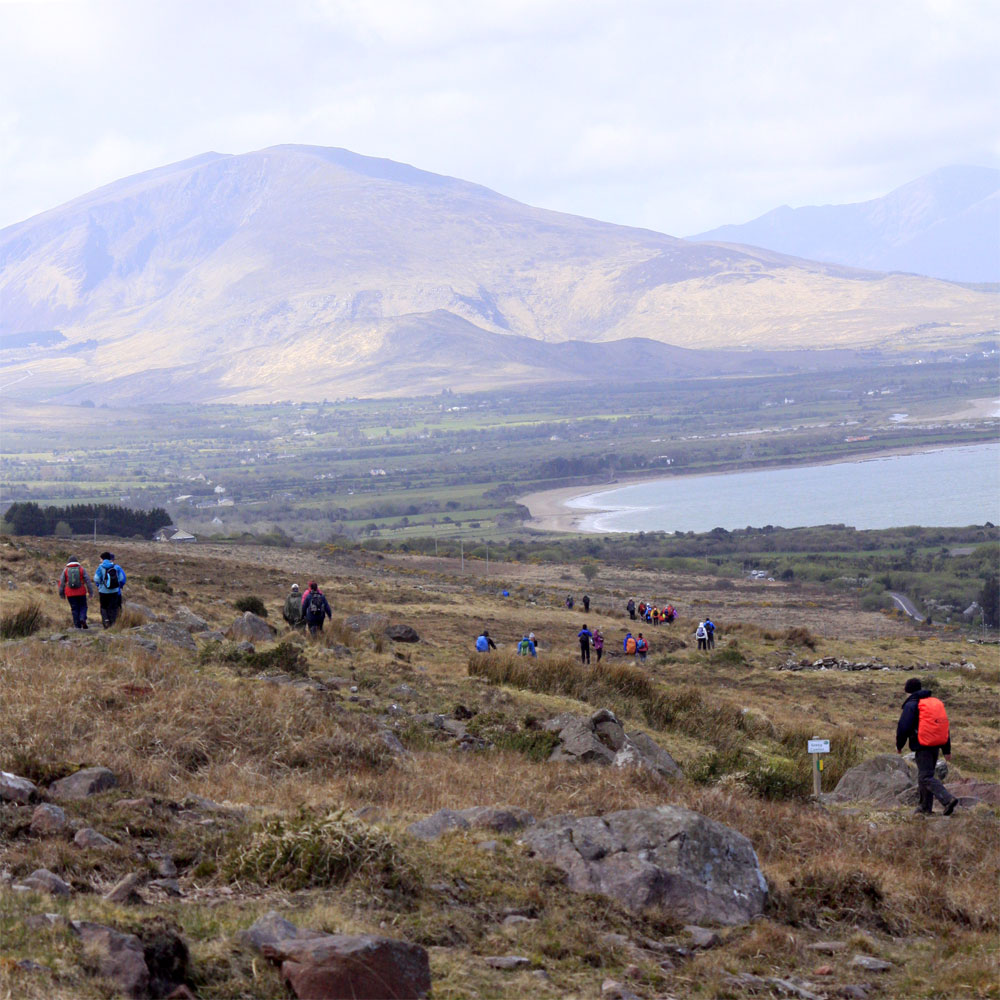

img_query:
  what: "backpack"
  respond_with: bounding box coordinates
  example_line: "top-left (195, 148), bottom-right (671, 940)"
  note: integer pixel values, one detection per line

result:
top-left (518, 639), bottom-right (530, 655)
top-left (102, 564), bottom-right (119, 590)
top-left (476, 635), bottom-right (489, 652)
top-left (625, 636), bottom-right (637, 654)
top-left (307, 591), bottom-right (325, 617)
top-left (696, 625), bottom-right (707, 639)
top-left (917, 697), bottom-right (949, 747)
top-left (67, 564), bottom-right (82, 589)
top-left (636, 638), bottom-right (648, 653)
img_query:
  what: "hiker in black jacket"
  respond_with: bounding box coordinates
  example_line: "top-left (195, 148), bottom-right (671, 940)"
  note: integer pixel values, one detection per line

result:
top-left (896, 677), bottom-right (958, 816)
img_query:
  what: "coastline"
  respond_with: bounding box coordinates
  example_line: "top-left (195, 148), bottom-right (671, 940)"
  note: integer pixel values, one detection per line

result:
top-left (517, 438), bottom-right (1000, 534)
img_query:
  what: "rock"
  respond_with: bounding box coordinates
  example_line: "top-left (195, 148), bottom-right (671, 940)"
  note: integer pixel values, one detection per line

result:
top-left (104, 872), bottom-right (144, 905)
top-left (344, 612), bottom-right (390, 633)
top-left (123, 601), bottom-right (158, 622)
top-left (118, 797), bottom-right (154, 809)
top-left (485, 955), bottom-right (531, 970)
top-left (149, 878), bottom-right (182, 896)
top-left (850, 955), bottom-right (892, 972)
top-left (134, 622), bottom-right (199, 651)
top-left (379, 730), bottom-right (408, 756)
top-left (814, 965), bottom-right (834, 976)
top-left (591, 710), bottom-right (626, 751)
top-left (503, 914), bottom-right (533, 926)
top-left (262, 933), bottom-right (431, 999)
top-left (156, 855), bottom-right (178, 877)
top-left (173, 605), bottom-right (209, 632)
top-left (195, 630), bottom-right (227, 642)
top-left (839, 985), bottom-right (873, 999)
top-left (30, 803), bottom-right (68, 835)
top-left (476, 840), bottom-right (499, 853)
top-left (1, 770), bottom-right (38, 804)
top-left (74, 827), bottom-right (115, 849)
top-left (601, 979), bottom-right (642, 1000)
top-left (548, 717), bottom-right (616, 765)
top-left (71, 921), bottom-right (150, 1000)
top-left (49, 766), bottom-right (117, 800)
top-left (828, 755), bottom-right (915, 805)
top-left (806, 941), bottom-right (847, 953)
top-left (406, 806), bottom-right (535, 841)
top-left (225, 612), bottom-right (276, 643)
top-left (17, 869), bottom-right (72, 897)
top-left (947, 778), bottom-right (1000, 805)
top-left (25, 912), bottom-right (70, 931)
top-left (385, 624), bottom-right (420, 643)
top-left (520, 806), bottom-right (767, 925)
top-left (239, 912), bottom-right (321, 954)
top-left (613, 732), bottom-right (684, 779)
top-left (684, 925), bottom-right (720, 949)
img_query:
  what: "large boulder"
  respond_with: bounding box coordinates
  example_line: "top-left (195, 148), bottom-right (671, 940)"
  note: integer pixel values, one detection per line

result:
top-left (133, 622), bottom-right (198, 651)
top-left (239, 912), bottom-right (324, 954)
top-left (0, 770), bottom-right (38, 804)
top-left (828, 755), bottom-right (917, 805)
top-left (262, 933), bottom-right (431, 999)
top-left (122, 601), bottom-right (158, 622)
top-left (71, 921), bottom-right (149, 999)
top-left (947, 778), bottom-right (1000, 805)
top-left (546, 711), bottom-right (682, 777)
top-left (406, 806), bottom-right (535, 841)
top-left (385, 624), bottom-right (420, 643)
top-left (225, 612), bottom-right (276, 643)
top-left (616, 731), bottom-right (684, 779)
top-left (548, 716), bottom-right (616, 765)
top-left (173, 605), bottom-right (209, 632)
top-left (520, 806), bottom-right (767, 925)
top-left (49, 766), bottom-right (117, 800)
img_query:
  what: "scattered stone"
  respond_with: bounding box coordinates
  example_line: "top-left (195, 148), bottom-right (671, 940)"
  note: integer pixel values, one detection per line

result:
top-left (17, 869), bottom-right (72, 897)
top-left (839, 985), bottom-right (873, 999)
top-left (149, 878), bottom-right (182, 896)
top-left (225, 612), bottom-right (276, 643)
top-left (173, 605), bottom-right (209, 632)
top-left (814, 965), bottom-right (834, 976)
top-left (385, 624), bottom-right (420, 643)
top-left (684, 925), bottom-right (720, 949)
top-left (124, 601), bottom-right (158, 622)
top-left (601, 978), bottom-right (642, 1000)
top-left (476, 839), bottom-right (499, 853)
top-left (344, 612), bottom-right (390, 633)
top-left (545, 712), bottom-right (683, 777)
top-left (30, 802), bottom-right (68, 835)
top-left (520, 806), bottom-right (767, 925)
top-left (1, 770), bottom-right (38, 804)
top-left (485, 955), bottom-right (531, 970)
top-left (195, 630), bottom-right (227, 642)
top-left (15, 959), bottom-right (47, 973)
top-left (503, 914), bottom-right (533, 926)
top-left (850, 955), bottom-right (892, 972)
top-left (156, 855), bottom-right (178, 877)
top-left (74, 827), bottom-right (115, 849)
top-left (406, 806), bottom-right (535, 841)
top-left (71, 921), bottom-right (149, 1000)
top-left (947, 778), bottom-right (1000, 805)
top-left (722, 973), bottom-right (824, 1000)
top-left (614, 731), bottom-right (684, 779)
top-left (118, 797), bottom-right (154, 809)
top-left (133, 622), bottom-right (199, 651)
top-left (49, 766), bottom-right (117, 800)
top-left (807, 941), bottom-right (847, 954)
top-left (262, 933), bottom-right (431, 999)
top-left (379, 730), bottom-right (408, 756)
top-left (25, 912), bottom-right (70, 931)
top-left (239, 912), bottom-right (323, 954)
top-left (104, 872), bottom-right (144, 905)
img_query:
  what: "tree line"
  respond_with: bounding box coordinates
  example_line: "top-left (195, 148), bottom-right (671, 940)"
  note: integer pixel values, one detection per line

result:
top-left (1, 502), bottom-right (171, 539)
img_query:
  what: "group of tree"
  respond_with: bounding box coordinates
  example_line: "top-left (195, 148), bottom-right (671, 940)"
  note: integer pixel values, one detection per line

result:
top-left (1, 502), bottom-right (171, 539)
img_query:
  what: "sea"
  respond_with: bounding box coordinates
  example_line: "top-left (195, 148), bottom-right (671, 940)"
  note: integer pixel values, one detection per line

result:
top-left (565, 443), bottom-right (1000, 533)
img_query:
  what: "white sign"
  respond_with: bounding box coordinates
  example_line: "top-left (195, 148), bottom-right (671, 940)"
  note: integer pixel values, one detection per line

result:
top-left (808, 739), bottom-right (830, 754)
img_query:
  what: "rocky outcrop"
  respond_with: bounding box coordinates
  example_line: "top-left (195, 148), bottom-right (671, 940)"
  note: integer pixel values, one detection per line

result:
top-left (828, 755), bottom-right (916, 806)
top-left (133, 622), bottom-right (198, 651)
top-left (49, 766), bottom-right (117, 800)
top-left (225, 612), bottom-right (276, 643)
top-left (520, 806), bottom-right (767, 925)
top-left (173, 606), bottom-right (209, 632)
top-left (406, 806), bottom-right (535, 841)
top-left (1, 770), bottom-right (39, 804)
top-left (776, 656), bottom-right (976, 673)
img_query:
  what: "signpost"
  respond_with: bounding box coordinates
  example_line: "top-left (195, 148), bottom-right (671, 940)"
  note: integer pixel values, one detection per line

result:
top-left (808, 739), bottom-right (830, 798)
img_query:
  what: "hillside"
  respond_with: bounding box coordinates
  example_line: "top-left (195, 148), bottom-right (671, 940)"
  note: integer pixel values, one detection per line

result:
top-left (690, 165), bottom-right (1000, 283)
top-left (1, 535), bottom-right (998, 999)
top-left (1, 146), bottom-right (997, 403)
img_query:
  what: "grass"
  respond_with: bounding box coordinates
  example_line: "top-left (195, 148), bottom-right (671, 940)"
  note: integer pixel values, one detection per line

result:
top-left (0, 599), bottom-right (45, 638)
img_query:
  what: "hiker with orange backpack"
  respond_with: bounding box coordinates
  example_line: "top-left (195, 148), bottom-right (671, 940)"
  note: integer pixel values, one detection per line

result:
top-left (896, 677), bottom-right (958, 816)
top-left (58, 556), bottom-right (95, 629)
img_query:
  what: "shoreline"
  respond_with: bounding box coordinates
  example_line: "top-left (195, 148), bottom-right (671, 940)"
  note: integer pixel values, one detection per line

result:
top-left (517, 439), bottom-right (999, 534)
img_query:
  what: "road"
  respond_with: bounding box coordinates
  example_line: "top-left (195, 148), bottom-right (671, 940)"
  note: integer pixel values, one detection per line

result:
top-left (889, 591), bottom-right (924, 622)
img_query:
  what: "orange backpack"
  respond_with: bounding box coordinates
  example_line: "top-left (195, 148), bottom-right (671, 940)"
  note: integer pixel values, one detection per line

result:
top-left (917, 697), bottom-right (949, 747)
top-left (625, 637), bottom-right (637, 654)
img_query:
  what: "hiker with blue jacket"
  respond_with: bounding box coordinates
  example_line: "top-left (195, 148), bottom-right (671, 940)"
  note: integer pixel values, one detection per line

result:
top-left (475, 629), bottom-right (497, 652)
top-left (300, 581), bottom-right (332, 635)
top-left (94, 551), bottom-right (126, 629)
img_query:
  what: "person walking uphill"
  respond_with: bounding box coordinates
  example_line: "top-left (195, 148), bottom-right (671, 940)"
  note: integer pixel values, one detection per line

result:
top-left (301, 581), bottom-right (332, 635)
top-left (94, 552), bottom-right (126, 629)
top-left (58, 557), bottom-right (94, 629)
top-left (475, 629), bottom-right (497, 652)
top-left (283, 583), bottom-right (303, 628)
top-left (578, 624), bottom-right (593, 664)
top-left (896, 677), bottom-right (959, 816)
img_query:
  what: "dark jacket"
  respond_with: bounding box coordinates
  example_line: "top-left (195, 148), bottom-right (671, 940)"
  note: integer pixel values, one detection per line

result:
top-left (896, 690), bottom-right (951, 754)
top-left (301, 589), bottom-right (332, 622)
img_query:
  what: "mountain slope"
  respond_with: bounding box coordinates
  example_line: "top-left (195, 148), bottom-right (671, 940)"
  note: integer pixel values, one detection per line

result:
top-left (689, 165), bottom-right (1000, 283)
top-left (1, 147), bottom-right (996, 402)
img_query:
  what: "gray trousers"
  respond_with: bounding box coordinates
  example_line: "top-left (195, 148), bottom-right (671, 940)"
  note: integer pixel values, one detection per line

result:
top-left (914, 747), bottom-right (954, 813)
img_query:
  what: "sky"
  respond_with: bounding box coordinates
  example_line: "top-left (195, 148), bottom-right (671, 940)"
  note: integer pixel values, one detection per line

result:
top-left (1, 0), bottom-right (998, 236)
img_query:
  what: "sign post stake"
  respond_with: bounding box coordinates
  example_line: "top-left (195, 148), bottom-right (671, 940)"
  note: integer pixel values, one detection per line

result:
top-left (807, 738), bottom-right (830, 799)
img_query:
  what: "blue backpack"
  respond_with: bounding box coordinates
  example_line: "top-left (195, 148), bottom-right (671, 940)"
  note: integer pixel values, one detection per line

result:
top-left (476, 635), bottom-right (489, 652)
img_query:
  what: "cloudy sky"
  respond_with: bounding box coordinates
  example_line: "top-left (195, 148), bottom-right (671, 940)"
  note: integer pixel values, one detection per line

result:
top-left (1, 0), bottom-right (997, 235)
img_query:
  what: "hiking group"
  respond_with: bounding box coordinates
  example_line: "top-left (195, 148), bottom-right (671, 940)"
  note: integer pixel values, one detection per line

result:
top-left (58, 552), bottom-right (126, 630)
top-left (282, 580), bottom-right (332, 635)
top-left (626, 597), bottom-right (676, 626)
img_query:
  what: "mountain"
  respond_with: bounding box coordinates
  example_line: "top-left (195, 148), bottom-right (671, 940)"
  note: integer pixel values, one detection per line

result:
top-left (689, 166), bottom-right (1000, 283)
top-left (1, 146), bottom-right (996, 402)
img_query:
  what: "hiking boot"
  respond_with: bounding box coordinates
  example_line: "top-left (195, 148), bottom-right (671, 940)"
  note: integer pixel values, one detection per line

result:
top-left (913, 807), bottom-right (931, 816)
top-left (943, 798), bottom-right (958, 816)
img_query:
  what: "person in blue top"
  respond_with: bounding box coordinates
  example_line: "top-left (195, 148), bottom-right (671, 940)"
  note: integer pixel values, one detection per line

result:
top-left (577, 624), bottom-right (593, 664)
top-left (517, 634), bottom-right (537, 657)
top-left (476, 629), bottom-right (497, 652)
top-left (94, 551), bottom-right (126, 629)
top-left (300, 581), bottom-right (332, 635)
top-left (704, 617), bottom-right (716, 649)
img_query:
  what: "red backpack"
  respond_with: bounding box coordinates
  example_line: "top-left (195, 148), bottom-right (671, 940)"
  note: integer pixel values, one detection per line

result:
top-left (917, 697), bottom-right (949, 747)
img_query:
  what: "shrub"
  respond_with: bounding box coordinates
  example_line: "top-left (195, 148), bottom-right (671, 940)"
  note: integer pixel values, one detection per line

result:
top-left (224, 808), bottom-right (417, 892)
top-left (208, 641), bottom-right (307, 677)
top-left (233, 595), bottom-right (268, 618)
top-left (0, 600), bottom-right (45, 639)
top-left (743, 756), bottom-right (810, 801)
top-left (784, 626), bottom-right (817, 649)
top-left (144, 575), bottom-right (173, 595)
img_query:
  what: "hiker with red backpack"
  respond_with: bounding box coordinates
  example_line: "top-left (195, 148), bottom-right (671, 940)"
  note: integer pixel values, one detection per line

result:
top-left (94, 552), bottom-right (126, 629)
top-left (58, 557), bottom-right (95, 629)
top-left (896, 677), bottom-right (959, 816)
top-left (301, 581), bottom-right (332, 635)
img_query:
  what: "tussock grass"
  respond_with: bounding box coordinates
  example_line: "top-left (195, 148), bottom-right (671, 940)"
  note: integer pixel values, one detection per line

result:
top-left (0, 599), bottom-right (45, 639)
top-left (233, 595), bottom-right (267, 617)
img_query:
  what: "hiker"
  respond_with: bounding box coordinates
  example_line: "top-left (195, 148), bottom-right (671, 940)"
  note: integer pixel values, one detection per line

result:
top-left (94, 551), bottom-right (126, 629)
top-left (283, 583), bottom-right (304, 627)
top-left (475, 629), bottom-right (497, 652)
top-left (635, 632), bottom-right (649, 663)
top-left (638, 601), bottom-right (647, 619)
top-left (517, 634), bottom-right (537, 657)
top-left (704, 617), bottom-right (716, 649)
top-left (300, 581), bottom-right (332, 635)
top-left (528, 631), bottom-right (539, 653)
top-left (664, 604), bottom-right (675, 624)
top-left (58, 556), bottom-right (94, 629)
top-left (593, 628), bottom-right (604, 662)
top-left (582, 594), bottom-right (590, 613)
top-left (695, 621), bottom-right (708, 650)
top-left (565, 595), bottom-right (574, 610)
top-left (624, 631), bottom-right (637, 656)
top-left (896, 677), bottom-right (958, 816)
top-left (651, 605), bottom-right (660, 627)
top-left (627, 597), bottom-right (636, 621)
top-left (578, 624), bottom-right (593, 664)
